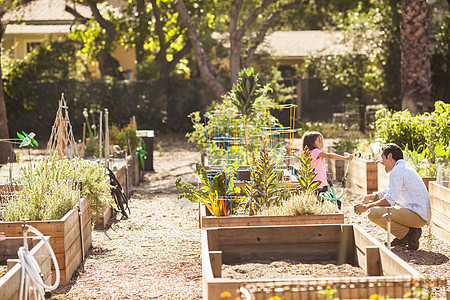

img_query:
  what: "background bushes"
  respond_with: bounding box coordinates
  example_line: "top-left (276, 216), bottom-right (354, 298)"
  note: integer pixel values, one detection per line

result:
top-left (5, 78), bottom-right (214, 144)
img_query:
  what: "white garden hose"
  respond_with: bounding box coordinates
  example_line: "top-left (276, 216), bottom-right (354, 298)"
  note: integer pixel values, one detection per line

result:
top-left (18, 224), bottom-right (60, 300)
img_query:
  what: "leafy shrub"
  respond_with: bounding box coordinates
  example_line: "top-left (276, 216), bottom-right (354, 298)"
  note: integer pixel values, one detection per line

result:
top-left (259, 192), bottom-right (337, 216)
top-left (109, 123), bottom-right (142, 152)
top-left (1, 154), bottom-right (113, 222)
top-left (375, 109), bottom-right (432, 149)
top-left (431, 101), bottom-right (450, 146)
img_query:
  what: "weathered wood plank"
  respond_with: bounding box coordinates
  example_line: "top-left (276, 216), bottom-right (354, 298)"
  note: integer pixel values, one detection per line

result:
top-left (201, 208), bottom-right (344, 229)
top-left (217, 225), bottom-right (341, 247)
top-left (0, 237), bottom-right (51, 300)
top-left (221, 242), bottom-right (340, 264)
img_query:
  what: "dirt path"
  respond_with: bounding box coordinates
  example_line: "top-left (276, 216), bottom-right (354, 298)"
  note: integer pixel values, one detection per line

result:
top-left (52, 139), bottom-right (203, 299)
top-left (48, 137), bottom-right (449, 299)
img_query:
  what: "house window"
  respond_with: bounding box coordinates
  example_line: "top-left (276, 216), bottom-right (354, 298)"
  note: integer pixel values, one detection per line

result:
top-left (26, 41), bottom-right (42, 53)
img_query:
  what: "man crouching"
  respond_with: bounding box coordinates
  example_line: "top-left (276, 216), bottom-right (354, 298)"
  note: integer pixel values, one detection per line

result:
top-left (354, 143), bottom-right (431, 250)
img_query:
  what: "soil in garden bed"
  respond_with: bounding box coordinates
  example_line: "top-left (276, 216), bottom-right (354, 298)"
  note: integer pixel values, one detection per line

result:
top-left (222, 260), bottom-right (366, 280)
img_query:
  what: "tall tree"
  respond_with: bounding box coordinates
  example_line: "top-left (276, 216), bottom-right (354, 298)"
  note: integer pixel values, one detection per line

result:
top-left (67, 0), bottom-right (121, 78)
top-left (174, 0), bottom-right (303, 101)
top-left (0, 18), bottom-right (12, 163)
top-left (400, 0), bottom-right (433, 114)
top-left (119, 0), bottom-right (192, 79)
top-left (0, 0), bottom-right (34, 163)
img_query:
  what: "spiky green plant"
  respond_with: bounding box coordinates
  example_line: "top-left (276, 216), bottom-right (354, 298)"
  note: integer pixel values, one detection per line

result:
top-left (244, 147), bottom-right (280, 214)
top-left (294, 147), bottom-right (321, 193)
top-left (231, 67), bottom-right (263, 117)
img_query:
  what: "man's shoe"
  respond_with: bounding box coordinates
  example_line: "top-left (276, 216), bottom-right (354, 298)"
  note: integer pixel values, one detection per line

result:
top-left (405, 227), bottom-right (422, 250)
top-left (384, 237), bottom-right (406, 247)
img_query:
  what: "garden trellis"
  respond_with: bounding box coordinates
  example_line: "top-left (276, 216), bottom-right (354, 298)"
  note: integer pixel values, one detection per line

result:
top-left (46, 93), bottom-right (79, 159)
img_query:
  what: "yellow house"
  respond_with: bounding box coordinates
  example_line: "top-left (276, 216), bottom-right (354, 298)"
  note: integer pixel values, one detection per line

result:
top-left (2, 0), bottom-right (136, 80)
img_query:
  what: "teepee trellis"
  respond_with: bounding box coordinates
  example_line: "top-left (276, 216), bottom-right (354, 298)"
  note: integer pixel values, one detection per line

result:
top-left (46, 93), bottom-right (79, 159)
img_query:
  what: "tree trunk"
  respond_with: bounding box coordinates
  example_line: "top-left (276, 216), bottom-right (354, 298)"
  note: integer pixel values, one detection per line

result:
top-left (400, 0), bottom-right (433, 114)
top-left (85, 0), bottom-right (121, 78)
top-left (173, 0), bottom-right (227, 101)
top-left (0, 21), bottom-right (15, 164)
top-left (135, 0), bottom-right (147, 64)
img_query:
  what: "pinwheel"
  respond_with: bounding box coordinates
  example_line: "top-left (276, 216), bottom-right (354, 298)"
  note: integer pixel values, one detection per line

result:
top-left (17, 131), bottom-right (38, 148)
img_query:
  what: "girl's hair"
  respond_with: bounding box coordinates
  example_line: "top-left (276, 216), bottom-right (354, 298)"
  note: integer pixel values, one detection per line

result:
top-left (302, 131), bottom-right (323, 151)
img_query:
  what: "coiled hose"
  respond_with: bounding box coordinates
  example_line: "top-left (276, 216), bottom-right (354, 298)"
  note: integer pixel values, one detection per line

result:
top-left (17, 225), bottom-right (60, 300)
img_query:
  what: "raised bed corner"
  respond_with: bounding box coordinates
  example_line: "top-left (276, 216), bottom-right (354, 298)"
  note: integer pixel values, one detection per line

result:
top-left (348, 157), bottom-right (378, 195)
top-left (0, 196), bottom-right (92, 285)
top-left (429, 181), bottom-right (450, 243)
top-left (0, 237), bottom-right (52, 300)
top-left (202, 224), bottom-right (420, 299)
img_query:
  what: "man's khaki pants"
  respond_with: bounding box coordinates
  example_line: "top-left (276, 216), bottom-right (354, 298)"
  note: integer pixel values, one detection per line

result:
top-left (368, 206), bottom-right (427, 239)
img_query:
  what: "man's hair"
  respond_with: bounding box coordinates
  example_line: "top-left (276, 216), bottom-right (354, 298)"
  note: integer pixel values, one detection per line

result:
top-left (302, 131), bottom-right (323, 151)
top-left (382, 143), bottom-right (403, 161)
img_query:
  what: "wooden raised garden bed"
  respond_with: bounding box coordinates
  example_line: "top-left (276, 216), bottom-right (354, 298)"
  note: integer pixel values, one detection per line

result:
top-left (377, 163), bottom-right (435, 191)
top-left (202, 224), bottom-right (420, 299)
top-left (199, 203), bottom-right (344, 229)
top-left (429, 181), bottom-right (450, 243)
top-left (0, 196), bottom-right (92, 285)
top-left (347, 156), bottom-right (378, 195)
top-left (0, 236), bottom-right (52, 300)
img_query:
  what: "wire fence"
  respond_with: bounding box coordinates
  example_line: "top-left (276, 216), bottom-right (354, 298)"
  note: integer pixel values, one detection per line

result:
top-left (237, 276), bottom-right (450, 299)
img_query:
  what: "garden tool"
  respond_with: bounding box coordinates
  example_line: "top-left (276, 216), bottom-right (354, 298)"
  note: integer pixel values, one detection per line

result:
top-left (383, 207), bottom-right (392, 249)
top-left (319, 152), bottom-right (361, 209)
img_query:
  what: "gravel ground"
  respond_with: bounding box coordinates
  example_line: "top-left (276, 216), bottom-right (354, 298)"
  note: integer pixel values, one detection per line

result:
top-left (3, 136), bottom-right (447, 299)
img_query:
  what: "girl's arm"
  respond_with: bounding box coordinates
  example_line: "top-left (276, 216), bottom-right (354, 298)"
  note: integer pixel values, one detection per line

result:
top-left (318, 151), bottom-right (352, 161)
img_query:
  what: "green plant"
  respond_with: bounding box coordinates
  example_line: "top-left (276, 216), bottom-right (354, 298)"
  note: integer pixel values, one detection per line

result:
top-left (404, 144), bottom-right (437, 177)
top-left (244, 147), bottom-right (280, 215)
top-left (175, 163), bottom-right (242, 216)
top-left (1, 153), bottom-right (113, 222)
top-left (293, 148), bottom-right (321, 194)
top-left (332, 139), bottom-right (356, 152)
top-left (230, 67), bottom-right (263, 118)
top-left (375, 108), bottom-right (432, 150)
top-left (109, 123), bottom-right (142, 153)
top-left (260, 191), bottom-right (337, 216)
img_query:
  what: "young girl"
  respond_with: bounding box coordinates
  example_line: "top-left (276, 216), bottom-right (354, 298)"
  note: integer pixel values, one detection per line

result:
top-left (302, 131), bottom-right (352, 194)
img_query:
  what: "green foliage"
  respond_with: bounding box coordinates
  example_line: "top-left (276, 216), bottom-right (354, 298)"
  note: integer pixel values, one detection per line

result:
top-left (1, 154), bottom-right (112, 222)
top-left (175, 163), bottom-right (242, 216)
top-left (301, 0), bottom-right (401, 130)
top-left (187, 69), bottom-right (283, 160)
top-left (404, 145), bottom-right (437, 177)
top-left (109, 123), bottom-right (142, 152)
top-left (374, 108), bottom-right (432, 149)
top-left (294, 148), bottom-right (321, 193)
top-left (332, 139), bottom-right (357, 152)
top-left (431, 101), bottom-right (450, 146)
top-left (244, 148), bottom-right (280, 215)
top-left (231, 67), bottom-right (263, 117)
top-left (260, 191), bottom-right (337, 216)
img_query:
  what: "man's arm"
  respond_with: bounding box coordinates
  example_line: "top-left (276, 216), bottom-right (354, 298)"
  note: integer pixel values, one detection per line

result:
top-left (354, 192), bottom-right (391, 214)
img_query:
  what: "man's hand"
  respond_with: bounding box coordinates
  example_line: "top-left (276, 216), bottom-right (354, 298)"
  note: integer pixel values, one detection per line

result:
top-left (361, 195), bottom-right (371, 204)
top-left (354, 203), bottom-right (368, 215)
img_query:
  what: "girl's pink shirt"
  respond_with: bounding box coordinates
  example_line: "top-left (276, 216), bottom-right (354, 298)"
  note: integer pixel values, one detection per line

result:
top-left (310, 148), bottom-right (327, 187)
